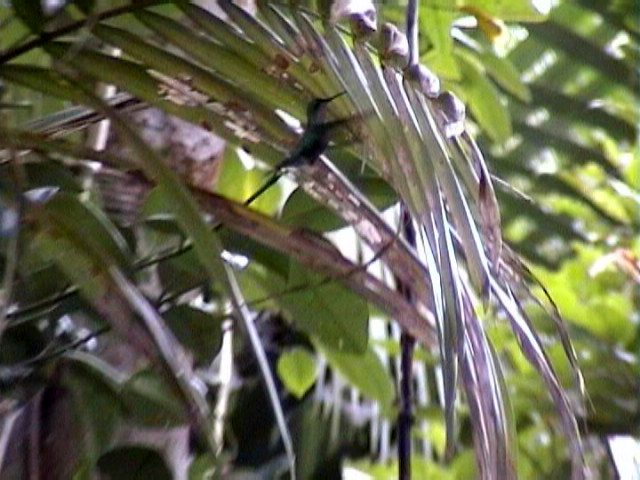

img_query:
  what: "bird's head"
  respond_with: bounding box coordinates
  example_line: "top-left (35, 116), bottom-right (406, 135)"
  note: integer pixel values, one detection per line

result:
top-left (306, 91), bottom-right (346, 126)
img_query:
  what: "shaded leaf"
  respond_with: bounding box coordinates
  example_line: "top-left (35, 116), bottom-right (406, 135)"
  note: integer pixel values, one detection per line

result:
top-left (280, 177), bottom-right (396, 231)
top-left (61, 353), bottom-right (123, 460)
top-left (163, 305), bottom-right (224, 365)
top-left (280, 261), bottom-right (368, 354)
top-left (97, 446), bottom-right (172, 480)
top-left (121, 369), bottom-right (188, 427)
top-left (10, 0), bottom-right (46, 32)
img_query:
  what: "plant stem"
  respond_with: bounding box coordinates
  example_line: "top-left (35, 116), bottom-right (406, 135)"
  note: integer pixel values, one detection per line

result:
top-left (406, 0), bottom-right (419, 67)
top-left (397, 206), bottom-right (417, 480)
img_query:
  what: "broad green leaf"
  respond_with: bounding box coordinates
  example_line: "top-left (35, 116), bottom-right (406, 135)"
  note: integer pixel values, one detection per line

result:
top-left (10, 0), bottom-right (46, 32)
top-left (280, 261), bottom-right (369, 354)
top-left (456, 0), bottom-right (551, 22)
top-left (61, 353), bottom-right (123, 460)
top-left (29, 230), bottom-right (110, 302)
top-left (121, 370), bottom-right (187, 427)
top-left (216, 147), bottom-right (283, 215)
top-left (157, 250), bottom-right (209, 303)
top-left (280, 178), bottom-right (397, 231)
top-left (276, 347), bottom-right (317, 398)
top-left (188, 454), bottom-right (218, 480)
top-left (33, 192), bottom-right (132, 270)
top-left (421, 8), bottom-right (461, 80)
top-left (24, 161), bottom-right (82, 192)
top-left (320, 345), bottom-right (395, 415)
top-left (280, 189), bottom-right (342, 231)
top-left (236, 261), bottom-right (287, 310)
top-left (457, 52), bottom-right (512, 143)
top-left (97, 447), bottom-right (172, 480)
top-left (474, 50), bottom-right (531, 102)
top-left (163, 305), bottom-right (224, 364)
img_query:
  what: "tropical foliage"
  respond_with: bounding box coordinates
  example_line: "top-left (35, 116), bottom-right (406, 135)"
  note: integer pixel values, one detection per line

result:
top-left (0, 0), bottom-right (637, 479)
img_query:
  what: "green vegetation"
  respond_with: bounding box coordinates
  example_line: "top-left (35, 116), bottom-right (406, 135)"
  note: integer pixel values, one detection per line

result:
top-left (0, 1), bottom-right (637, 478)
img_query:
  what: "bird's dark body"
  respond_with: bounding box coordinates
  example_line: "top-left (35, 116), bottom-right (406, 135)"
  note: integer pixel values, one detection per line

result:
top-left (243, 93), bottom-right (347, 206)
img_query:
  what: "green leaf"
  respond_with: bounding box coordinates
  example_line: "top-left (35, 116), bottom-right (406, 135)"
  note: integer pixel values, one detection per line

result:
top-left (277, 347), bottom-right (317, 398)
top-left (320, 344), bottom-right (395, 413)
top-left (135, 9), bottom-right (304, 117)
top-left (29, 230), bottom-right (110, 301)
top-left (157, 249), bottom-right (209, 302)
top-left (34, 192), bottom-right (132, 270)
top-left (457, 0), bottom-right (551, 22)
top-left (458, 52), bottom-right (512, 143)
top-left (61, 353), bottom-right (124, 460)
top-left (75, 0), bottom-right (96, 15)
top-left (188, 454), bottom-right (218, 480)
top-left (0, 65), bottom-right (84, 103)
top-left (121, 370), bottom-right (188, 427)
top-left (91, 23), bottom-right (292, 145)
top-left (97, 447), bottom-right (172, 480)
top-left (10, 0), bottom-right (46, 32)
top-left (280, 189), bottom-right (341, 231)
top-left (474, 50), bottom-right (531, 102)
top-left (280, 261), bottom-right (369, 354)
top-left (216, 147), bottom-right (283, 214)
top-left (414, 406), bottom-right (447, 457)
top-left (163, 305), bottom-right (224, 364)
top-left (421, 8), bottom-right (461, 80)
top-left (23, 161), bottom-right (82, 192)
top-left (281, 177), bottom-right (397, 231)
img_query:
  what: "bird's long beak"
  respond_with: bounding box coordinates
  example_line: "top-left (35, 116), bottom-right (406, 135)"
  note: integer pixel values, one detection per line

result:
top-left (318, 91), bottom-right (346, 104)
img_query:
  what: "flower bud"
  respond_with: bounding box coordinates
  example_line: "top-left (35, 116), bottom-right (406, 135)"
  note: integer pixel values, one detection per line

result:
top-left (330, 0), bottom-right (376, 26)
top-left (349, 9), bottom-right (377, 39)
top-left (378, 23), bottom-right (408, 68)
top-left (405, 63), bottom-right (440, 98)
top-left (433, 91), bottom-right (466, 138)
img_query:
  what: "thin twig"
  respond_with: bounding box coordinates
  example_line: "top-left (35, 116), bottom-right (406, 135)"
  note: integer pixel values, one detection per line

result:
top-left (399, 1), bottom-right (420, 475)
top-left (8, 326), bottom-right (110, 370)
top-left (213, 318), bottom-right (234, 454)
top-left (406, 0), bottom-right (420, 67)
top-left (397, 206), bottom-right (417, 480)
top-left (0, 151), bottom-right (23, 347)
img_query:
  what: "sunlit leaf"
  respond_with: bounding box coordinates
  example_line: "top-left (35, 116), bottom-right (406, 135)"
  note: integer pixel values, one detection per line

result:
top-left (277, 347), bottom-right (317, 398)
top-left (320, 344), bottom-right (395, 415)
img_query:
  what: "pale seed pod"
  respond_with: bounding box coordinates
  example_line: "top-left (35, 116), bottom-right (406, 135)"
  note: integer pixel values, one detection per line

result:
top-left (378, 23), bottom-right (409, 69)
top-left (405, 63), bottom-right (440, 98)
top-left (433, 90), bottom-right (466, 138)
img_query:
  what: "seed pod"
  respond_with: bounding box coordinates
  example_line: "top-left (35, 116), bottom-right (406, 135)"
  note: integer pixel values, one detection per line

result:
top-left (349, 9), bottom-right (377, 40)
top-left (378, 23), bottom-right (409, 69)
top-left (0, 203), bottom-right (18, 238)
top-left (433, 90), bottom-right (466, 138)
top-left (405, 63), bottom-right (440, 98)
top-left (330, 0), bottom-right (376, 26)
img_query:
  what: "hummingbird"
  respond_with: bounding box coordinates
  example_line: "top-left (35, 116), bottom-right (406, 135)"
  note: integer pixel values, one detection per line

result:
top-left (242, 91), bottom-right (349, 207)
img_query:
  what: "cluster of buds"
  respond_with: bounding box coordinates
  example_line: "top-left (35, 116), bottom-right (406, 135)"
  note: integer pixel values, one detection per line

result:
top-left (329, 0), bottom-right (466, 133)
